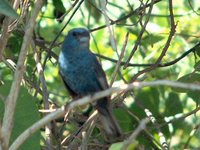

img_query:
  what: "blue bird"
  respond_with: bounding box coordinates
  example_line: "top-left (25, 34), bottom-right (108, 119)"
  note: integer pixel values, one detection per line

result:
top-left (58, 28), bottom-right (121, 137)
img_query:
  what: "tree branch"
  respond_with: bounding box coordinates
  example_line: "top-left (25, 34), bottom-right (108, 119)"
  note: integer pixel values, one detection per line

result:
top-left (9, 80), bottom-right (200, 150)
top-left (95, 41), bottom-right (200, 67)
top-left (122, 118), bottom-right (149, 149)
top-left (130, 0), bottom-right (176, 82)
top-left (0, 0), bottom-right (44, 149)
top-left (124, 0), bottom-right (155, 68)
top-left (90, 0), bottom-right (162, 32)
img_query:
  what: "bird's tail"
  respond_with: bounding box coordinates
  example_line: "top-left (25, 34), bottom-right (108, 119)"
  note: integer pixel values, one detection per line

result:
top-left (96, 98), bottom-right (121, 137)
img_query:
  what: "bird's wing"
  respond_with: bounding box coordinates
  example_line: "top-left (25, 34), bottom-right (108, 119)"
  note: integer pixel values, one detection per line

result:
top-left (92, 54), bottom-right (109, 90)
top-left (59, 70), bottom-right (78, 98)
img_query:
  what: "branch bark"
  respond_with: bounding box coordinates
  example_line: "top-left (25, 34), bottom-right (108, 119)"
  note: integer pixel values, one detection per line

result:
top-left (9, 80), bottom-right (200, 150)
top-left (0, 0), bottom-right (44, 149)
top-left (0, 0), bottom-right (19, 60)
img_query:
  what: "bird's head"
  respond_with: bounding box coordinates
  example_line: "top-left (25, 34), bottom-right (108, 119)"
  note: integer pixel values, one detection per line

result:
top-left (63, 28), bottom-right (90, 50)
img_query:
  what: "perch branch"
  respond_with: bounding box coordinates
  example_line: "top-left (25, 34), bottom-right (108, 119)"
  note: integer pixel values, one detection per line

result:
top-left (9, 80), bottom-right (200, 150)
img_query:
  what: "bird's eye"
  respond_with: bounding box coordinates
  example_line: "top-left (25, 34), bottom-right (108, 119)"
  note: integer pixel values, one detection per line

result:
top-left (72, 32), bottom-right (78, 37)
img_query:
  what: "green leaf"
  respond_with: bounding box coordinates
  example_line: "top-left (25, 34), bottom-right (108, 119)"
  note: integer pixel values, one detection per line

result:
top-left (135, 87), bottom-right (160, 115)
top-left (5, 32), bottom-right (23, 60)
top-left (195, 46), bottom-right (200, 58)
top-left (85, 0), bottom-right (101, 22)
top-left (0, 81), bottom-right (40, 150)
top-left (118, 12), bottom-right (128, 24)
top-left (52, 0), bottom-right (65, 13)
top-left (109, 142), bottom-right (123, 150)
top-left (114, 108), bottom-right (133, 132)
top-left (141, 34), bottom-right (164, 48)
top-left (52, 0), bottom-right (66, 22)
top-left (0, 0), bottom-right (19, 19)
top-left (174, 73), bottom-right (200, 93)
top-left (188, 91), bottom-right (200, 104)
top-left (184, 0), bottom-right (194, 10)
top-left (164, 92), bottom-right (183, 116)
top-left (194, 61), bottom-right (200, 72)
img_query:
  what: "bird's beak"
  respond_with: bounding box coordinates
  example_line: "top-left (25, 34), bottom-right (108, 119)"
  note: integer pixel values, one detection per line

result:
top-left (79, 36), bottom-right (90, 47)
top-left (79, 36), bottom-right (89, 43)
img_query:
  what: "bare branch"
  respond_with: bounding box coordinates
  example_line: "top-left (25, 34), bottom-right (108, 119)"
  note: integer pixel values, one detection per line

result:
top-left (124, 0), bottom-right (155, 68)
top-left (34, 43), bottom-right (52, 149)
top-left (145, 109), bottom-right (168, 150)
top-left (95, 42), bottom-right (200, 68)
top-left (157, 106), bottom-right (200, 129)
top-left (9, 80), bottom-right (200, 150)
top-left (0, 0), bottom-right (44, 149)
top-left (130, 0), bottom-right (177, 82)
top-left (110, 32), bottom-right (129, 86)
top-left (122, 118), bottom-right (149, 149)
top-left (100, 0), bottom-right (118, 55)
top-left (90, 0), bottom-right (162, 32)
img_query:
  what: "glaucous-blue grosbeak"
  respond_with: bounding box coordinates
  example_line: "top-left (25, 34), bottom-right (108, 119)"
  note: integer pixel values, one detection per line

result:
top-left (58, 28), bottom-right (121, 137)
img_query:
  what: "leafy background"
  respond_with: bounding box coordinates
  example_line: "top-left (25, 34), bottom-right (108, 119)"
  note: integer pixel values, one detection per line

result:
top-left (0, 0), bottom-right (200, 149)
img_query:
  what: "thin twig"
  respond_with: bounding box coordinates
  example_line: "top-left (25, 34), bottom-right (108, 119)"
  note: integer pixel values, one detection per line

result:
top-left (80, 118), bottom-right (96, 150)
top-left (56, 0), bottom-right (80, 22)
top-left (0, 0), bottom-right (19, 60)
top-left (122, 118), bottom-right (149, 150)
top-left (96, 42), bottom-right (200, 68)
top-left (124, 0), bottom-right (155, 68)
top-left (100, 0), bottom-right (118, 56)
top-left (110, 32), bottom-right (129, 86)
top-left (157, 106), bottom-right (200, 129)
top-left (0, 18), bottom-right (11, 61)
top-left (62, 111), bottom-right (98, 147)
top-left (130, 0), bottom-right (176, 82)
top-left (121, 104), bottom-right (163, 148)
top-left (187, 0), bottom-right (200, 16)
top-left (34, 44), bottom-right (52, 149)
top-left (80, 131), bottom-right (87, 150)
top-left (145, 109), bottom-right (168, 150)
top-left (90, 0), bottom-right (162, 32)
top-left (183, 124), bottom-right (200, 149)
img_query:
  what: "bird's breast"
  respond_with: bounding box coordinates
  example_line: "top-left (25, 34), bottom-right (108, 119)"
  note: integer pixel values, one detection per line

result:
top-left (58, 52), bottom-right (68, 70)
top-left (59, 51), bottom-right (92, 73)
top-left (58, 51), bottom-right (104, 95)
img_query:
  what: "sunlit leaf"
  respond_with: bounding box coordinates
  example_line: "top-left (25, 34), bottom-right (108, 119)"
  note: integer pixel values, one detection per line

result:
top-left (109, 142), bottom-right (123, 150)
top-left (141, 34), bottom-right (164, 48)
top-left (85, 0), bottom-right (101, 22)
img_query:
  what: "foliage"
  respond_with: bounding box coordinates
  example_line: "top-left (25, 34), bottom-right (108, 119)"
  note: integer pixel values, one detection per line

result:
top-left (0, 0), bottom-right (18, 19)
top-left (0, 81), bottom-right (40, 150)
top-left (0, 0), bottom-right (200, 149)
